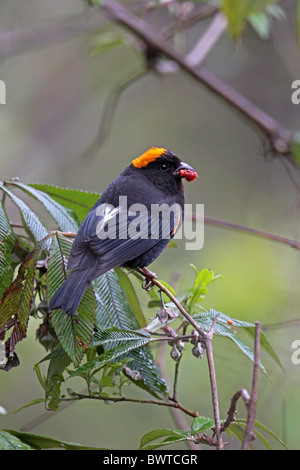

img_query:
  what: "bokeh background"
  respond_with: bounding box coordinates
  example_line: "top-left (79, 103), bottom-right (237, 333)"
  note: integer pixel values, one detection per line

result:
top-left (0, 0), bottom-right (300, 450)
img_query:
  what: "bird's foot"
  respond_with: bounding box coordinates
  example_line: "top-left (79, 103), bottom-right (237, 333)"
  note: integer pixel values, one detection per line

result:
top-left (139, 267), bottom-right (157, 291)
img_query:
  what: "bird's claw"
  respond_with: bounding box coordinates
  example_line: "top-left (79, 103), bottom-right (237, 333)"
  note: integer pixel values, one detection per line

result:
top-left (140, 268), bottom-right (157, 291)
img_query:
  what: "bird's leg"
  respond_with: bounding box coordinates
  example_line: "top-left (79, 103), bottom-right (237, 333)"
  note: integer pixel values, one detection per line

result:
top-left (138, 267), bottom-right (157, 291)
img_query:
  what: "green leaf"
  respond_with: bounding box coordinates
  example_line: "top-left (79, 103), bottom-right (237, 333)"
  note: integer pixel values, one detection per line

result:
top-left (0, 201), bottom-right (15, 299)
top-left (248, 11), bottom-right (270, 38)
top-left (0, 239), bottom-right (48, 356)
top-left (139, 428), bottom-right (191, 450)
top-left (191, 416), bottom-right (215, 435)
top-left (0, 182), bottom-right (49, 247)
top-left (291, 131), bottom-right (300, 167)
top-left (193, 308), bottom-right (283, 372)
top-left (221, 0), bottom-right (280, 41)
top-left (240, 324), bottom-right (284, 373)
top-left (10, 182), bottom-right (79, 232)
top-left (189, 268), bottom-right (215, 309)
top-left (193, 310), bottom-right (269, 376)
top-left (0, 430), bottom-right (32, 450)
top-left (90, 32), bottom-right (127, 56)
top-left (29, 184), bottom-right (99, 222)
top-left (93, 269), bottom-right (140, 330)
top-left (45, 352), bottom-right (71, 410)
top-left (92, 270), bottom-right (168, 397)
top-left (68, 340), bottom-right (147, 377)
top-left (115, 268), bottom-right (147, 327)
top-left (48, 232), bottom-right (96, 366)
top-left (2, 429), bottom-right (106, 450)
top-left (248, 4), bottom-right (285, 39)
top-left (234, 418), bottom-right (288, 449)
top-left (14, 398), bottom-right (49, 413)
top-left (91, 326), bottom-right (150, 349)
top-left (226, 423), bottom-right (246, 445)
top-left (123, 344), bottom-right (168, 398)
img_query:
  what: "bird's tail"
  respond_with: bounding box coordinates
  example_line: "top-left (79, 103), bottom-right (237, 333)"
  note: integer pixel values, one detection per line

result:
top-left (49, 270), bottom-right (90, 315)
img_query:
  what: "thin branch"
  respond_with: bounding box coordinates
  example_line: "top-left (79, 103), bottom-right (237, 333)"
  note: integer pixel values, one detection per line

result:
top-left (65, 392), bottom-right (199, 417)
top-left (221, 388), bottom-right (251, 433)
top-left (162, 4), bottom-right (218, 40)
top-left (83, 68), bottom-right (147, 159)
top-left (185, 12), bottom-right (228, 67)
top-left (205, 336), bottom-right (223, 450)
top-left (241, 321), bottom-right (261, 450)
top-left (189, 213), bottom-right (300, 251)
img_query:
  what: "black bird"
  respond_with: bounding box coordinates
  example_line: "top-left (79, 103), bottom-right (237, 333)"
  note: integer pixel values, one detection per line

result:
top-left (49, 147), bottom-right (197, 315)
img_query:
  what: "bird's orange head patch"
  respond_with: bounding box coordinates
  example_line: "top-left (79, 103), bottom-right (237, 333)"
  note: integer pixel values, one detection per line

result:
top-left (132, 147), bottom-right (166, 168)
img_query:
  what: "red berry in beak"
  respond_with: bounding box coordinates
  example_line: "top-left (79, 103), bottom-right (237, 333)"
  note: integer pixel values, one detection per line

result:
top-left (179, 168), bottom-right (198, 182)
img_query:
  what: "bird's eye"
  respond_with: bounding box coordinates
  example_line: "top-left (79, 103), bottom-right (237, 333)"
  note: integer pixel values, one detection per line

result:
top-left (160, 162), bottom-right (169, 172)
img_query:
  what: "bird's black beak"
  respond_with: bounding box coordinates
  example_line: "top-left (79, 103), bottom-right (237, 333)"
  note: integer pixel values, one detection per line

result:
top-left (174, 162), bottom-right (198, 182)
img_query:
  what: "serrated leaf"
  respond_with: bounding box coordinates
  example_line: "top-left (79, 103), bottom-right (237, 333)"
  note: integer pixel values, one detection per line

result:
top-left (93, 269), bottom-right (140, 330)
top-left (115, 268), bottom-right (146, 327)
top-left (191, 416), bottom-right (215, 435)
top-left (29, 184), bottom-right (99, 222)
top-left (92, 270), bottom-right (167, 397)
top-left (0, 182), bottom-right (49, 247)
top-left (194, 309), bottom-right (283, 371)
top-left (0, 239), bottom-right (48, 361)
top-left (48, 233), bottom-right (96, 366)
top-left (11, 182), bottom-right (79, 232)
top-left (123, 345), bottom-right (168, 398)
top-left (0, 201), bottom-right (15, 299)
top-left (193, 310), bottom-right (269, 377)
top-left (0, 430), bottom-right (32, 450)
top-left (91, 326), bottom-right (150, 348)
top-left (68, 338), bottom-right (148, 377)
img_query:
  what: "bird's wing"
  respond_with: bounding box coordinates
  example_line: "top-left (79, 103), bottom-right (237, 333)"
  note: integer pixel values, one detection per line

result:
top-left (68, 202), bottom-right (182, 271)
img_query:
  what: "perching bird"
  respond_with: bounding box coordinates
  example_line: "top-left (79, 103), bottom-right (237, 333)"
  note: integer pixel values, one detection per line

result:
top-left (49, 147), bottom-right (197, 315)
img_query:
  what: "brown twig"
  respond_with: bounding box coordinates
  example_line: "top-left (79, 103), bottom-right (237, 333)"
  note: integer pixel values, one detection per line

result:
top-left (185, 12), bottom-right (228, 67)
top-left (241, 321), bottom-right (261, 450)
top-left (190, 214), bottom-right (300, 251)
top-left (221, 388), bottom-right (251, 433)
top-left (64, 392), bottom-right (199, 417)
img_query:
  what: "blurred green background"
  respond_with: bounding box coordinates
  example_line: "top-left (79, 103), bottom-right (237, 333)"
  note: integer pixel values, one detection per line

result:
top-left (0, 0), bottom-right (300, 450)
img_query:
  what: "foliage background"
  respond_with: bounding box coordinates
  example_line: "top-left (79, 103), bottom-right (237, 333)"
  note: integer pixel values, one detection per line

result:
top-left (0, 0), bottom-right (299, 449)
